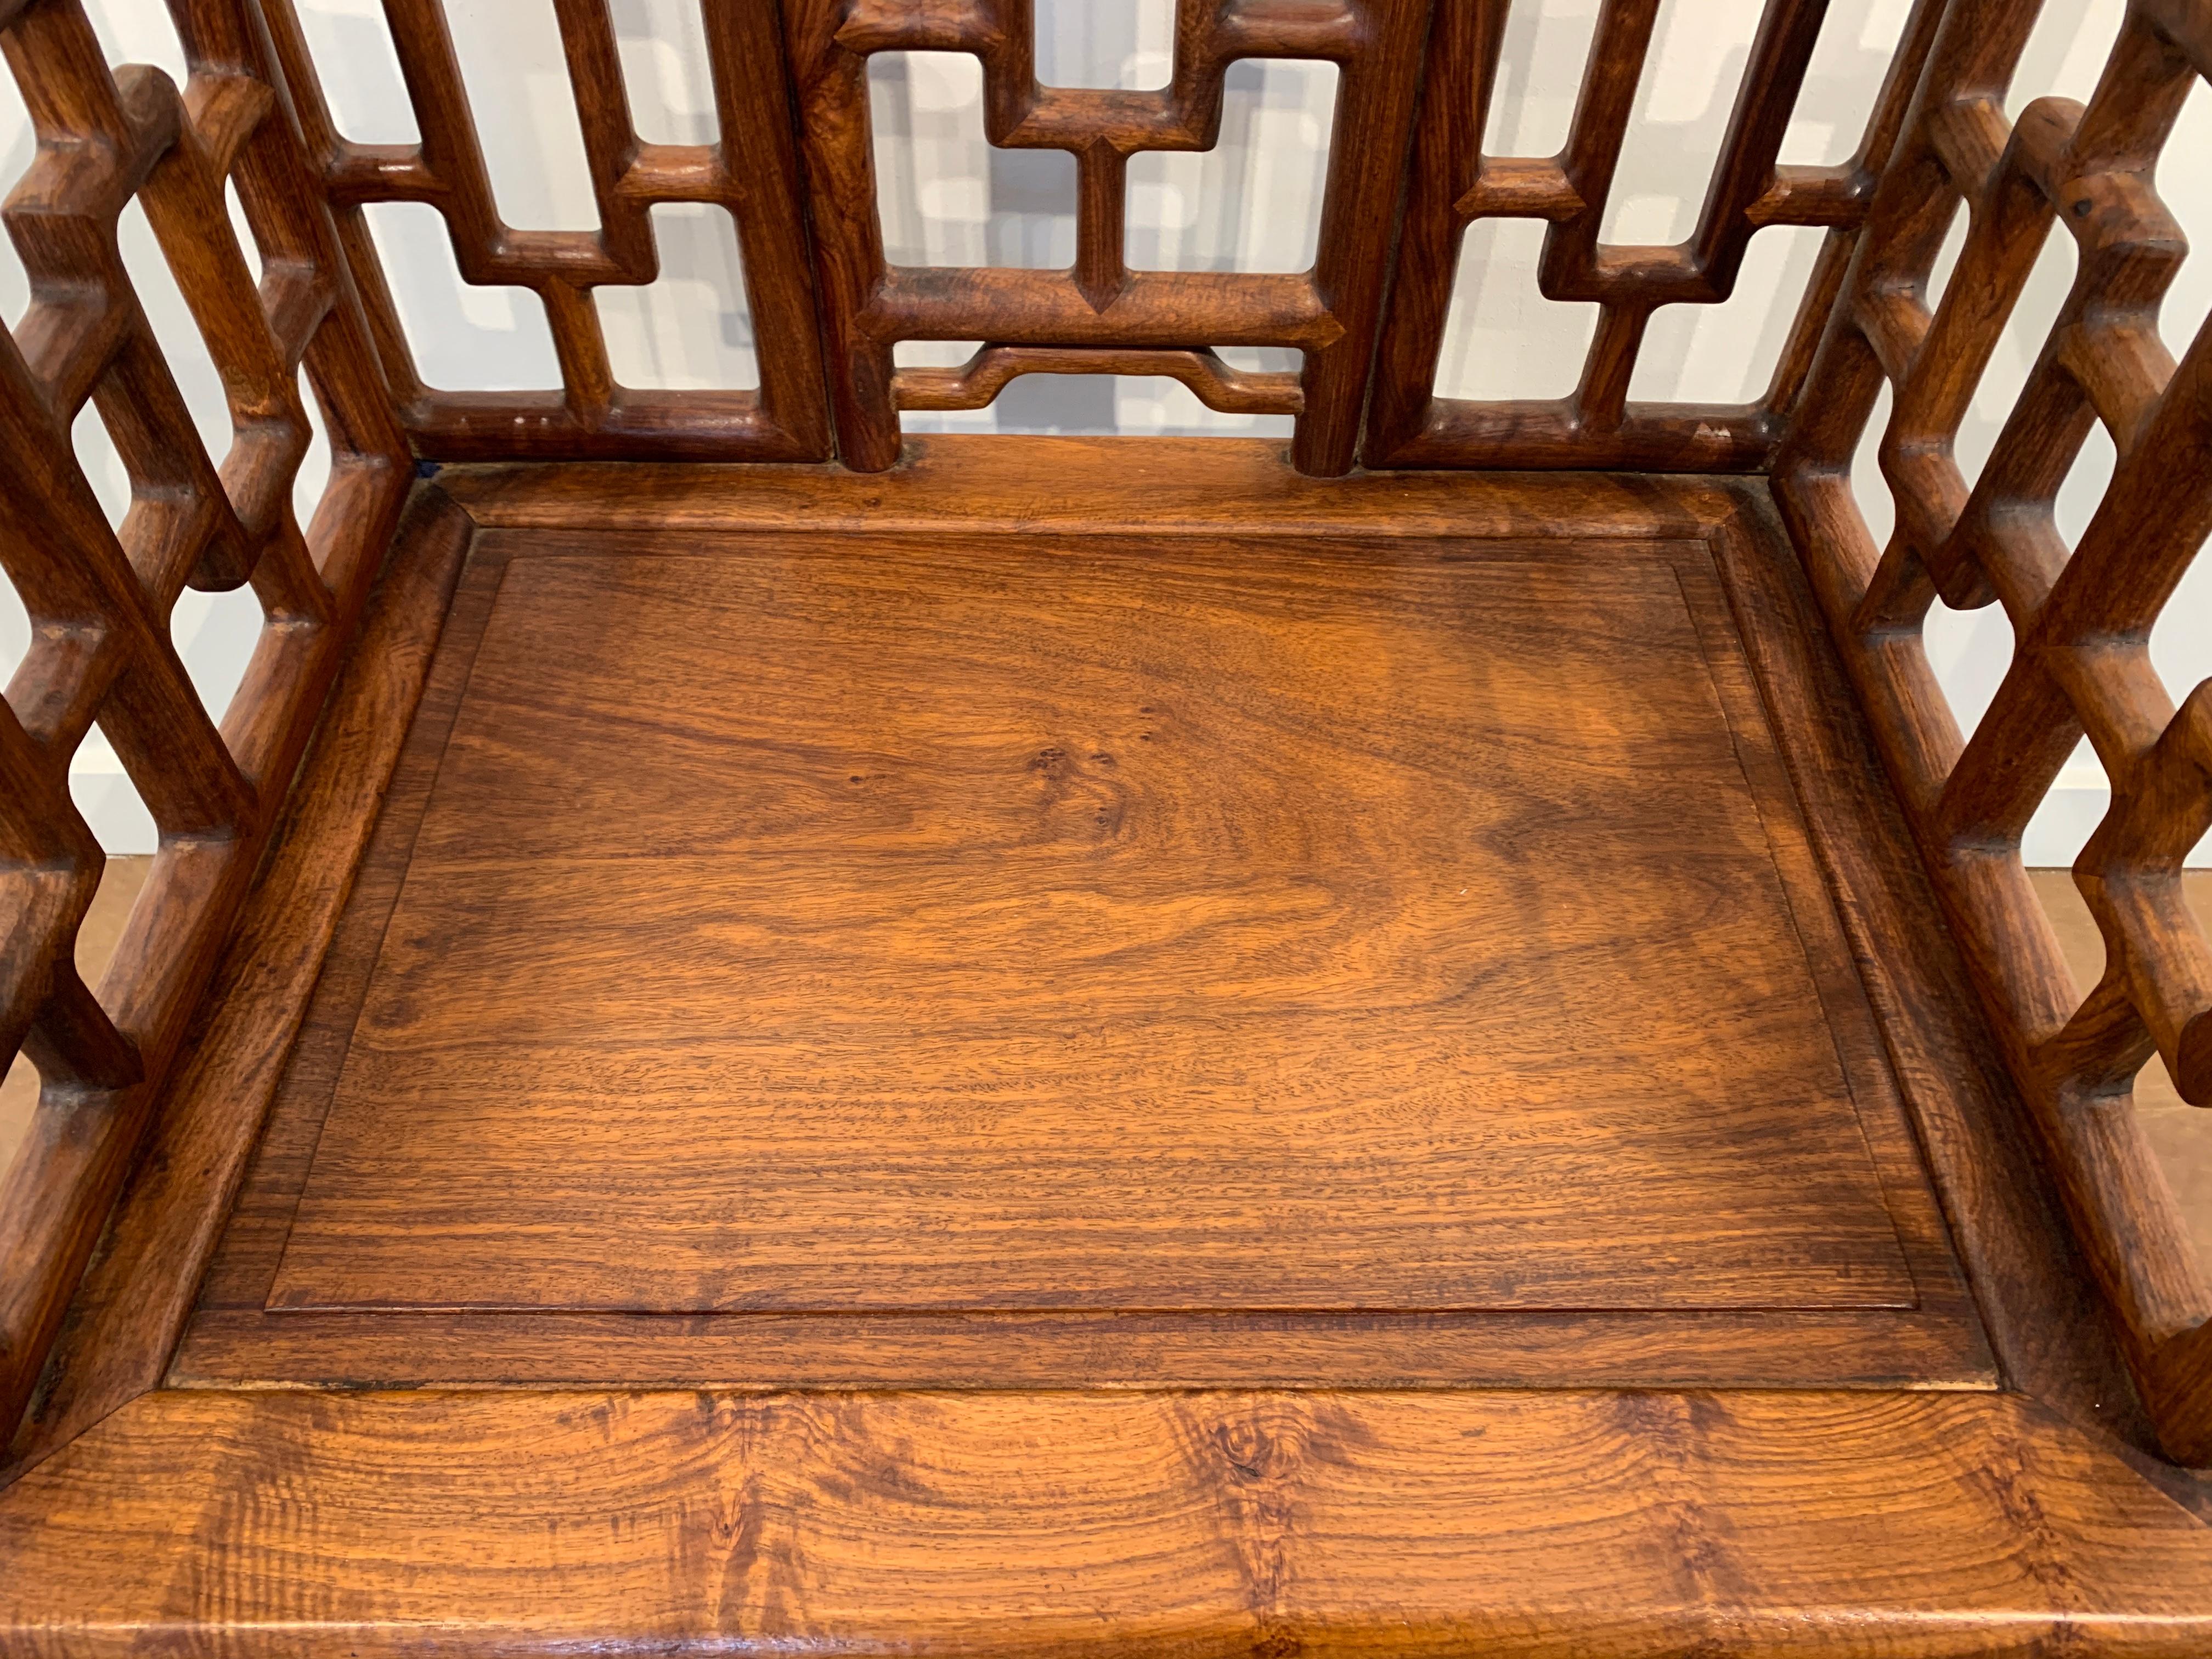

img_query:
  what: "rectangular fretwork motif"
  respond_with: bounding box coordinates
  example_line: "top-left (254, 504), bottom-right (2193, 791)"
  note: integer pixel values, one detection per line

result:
top-left (257, 0), bottom-right (832, 461)
top-left (237, 1), bottom-right (1954, 477)
top-left (780, 0), bottom-right (1429, 477)
top-left (1365, 0), bottom-right (1947, 472)
top-left (0, 0), bottom-right (409, 1439)
top-left (1775, 0), bottom-right (2212, 1465)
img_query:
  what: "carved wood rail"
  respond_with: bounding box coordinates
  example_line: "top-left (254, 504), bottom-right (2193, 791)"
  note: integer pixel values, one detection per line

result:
top-left (1775, 0), bottom-right (2212, 1463)
top-left (0, 0), bottom-right (406, 1436)
top-left (893, 345), bottom-right (1306, 416)
top-left (0, 0), bottom-right (2210, 1468)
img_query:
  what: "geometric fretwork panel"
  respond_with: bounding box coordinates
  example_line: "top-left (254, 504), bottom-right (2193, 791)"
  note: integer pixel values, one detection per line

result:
top-left (1775, 0), bottom-right (2212, 1465)
top-left (781, 0), bottom-right (1431, 476)
top-left (257, 0), bottom-right (831, 461)
top-left (0, 0), bottom-right (408, 1438)
top-left (1367, 0), bottom-right (1948, 472)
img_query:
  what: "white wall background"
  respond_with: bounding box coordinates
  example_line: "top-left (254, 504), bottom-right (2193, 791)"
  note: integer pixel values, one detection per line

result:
top-left (0, 0), bottom-right (2204, 861)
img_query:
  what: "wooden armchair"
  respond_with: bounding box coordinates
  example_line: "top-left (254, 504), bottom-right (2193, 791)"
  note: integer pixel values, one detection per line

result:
top-left (4, 0), bottom-right (2212, 1650)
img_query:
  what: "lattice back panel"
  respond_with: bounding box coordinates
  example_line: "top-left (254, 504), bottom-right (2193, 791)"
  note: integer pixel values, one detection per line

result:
top-left (258, 0), bottom-right (831, 462)
top-left (1774, 0), bottom-right (2212, 1464)
top-left (174, 2), bottom-right (1984, 476)
top-left (0, 0), bottom-right (406, 1437)
top-left (1363, 0), bottom-right (1947, 471)
top-left (782, 0), bottom-right (1429, 476)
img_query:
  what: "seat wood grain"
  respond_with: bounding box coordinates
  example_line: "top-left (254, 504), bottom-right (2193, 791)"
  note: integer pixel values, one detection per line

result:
top-left (7, 1386), bottom-right (2212, 1657)
top-left (264, 531), bottom-right (1929, 1321)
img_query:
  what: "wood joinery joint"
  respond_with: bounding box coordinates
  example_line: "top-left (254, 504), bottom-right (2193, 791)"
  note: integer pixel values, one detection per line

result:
top-left (4, 487), bottom-right (474, 1478)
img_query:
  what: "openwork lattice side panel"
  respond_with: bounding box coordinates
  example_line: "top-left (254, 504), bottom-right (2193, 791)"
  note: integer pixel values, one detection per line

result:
top-left (1365, 0), bottom-right (1945, 471)
top-left (259, 0), bottom-right (831, 462)
top-left (783, 0), bottom-right (1429, 476)
top-left (0, 0), bottom-right (407, 1438)
top-left (1776, 0), bottom-right (2212, 1463)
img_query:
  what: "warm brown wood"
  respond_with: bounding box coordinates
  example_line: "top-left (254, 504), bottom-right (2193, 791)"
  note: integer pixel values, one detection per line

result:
top-left (435, 435), bottom-right (1746, 538)
top-left (781, 0), bottom-right (1429, 475)
top-left (161, 460), bottom-right (2149, 1434)
top-left (1774, 0), bottom-right (2212, 1464)
top-left (0, 0), bottom-right (408, 1444)
top-left (145, 476), bottom-right (1991, 1397)
top-left (4, 1), bottom-right (1976, 478)
top-left (3, 433), bottom-right (2195, 1635)
top-left (2039, 870), bottom-right (2212, 1282)
top-left (261, 0), bottom-right (832, 460)
top-left (0, 859), bottom-right (149, 1180)
top-left (300, 449), bottom-right (2156, 1438)
top-left (169, 1304), bottom-right (1992, 1393)
top-left (895, 345), bottom-right (1305, 416)
top-left (5, 0), bottom-right (2212, 1638)
top-left (263, 529), bottom-right (1929, 1317)
top-left (11, 1387), bottom-right (2212, 1656)
top-left (143, 454), bottom-right (2152, 1431)
top-left (1707, 484), bottom-right (2167, 1464)
top-left (1364, 0), bottom-right (1944, 471)
top-left (2, 486), bottom-right (473, 1480)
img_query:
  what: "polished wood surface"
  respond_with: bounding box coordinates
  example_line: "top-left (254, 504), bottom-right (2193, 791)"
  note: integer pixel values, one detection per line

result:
top-left (146, 461), bottom-right (2017, 1402)
top-left (1703, 488), bottom-right (2152, 1453)
top-left (3, 445), bottom-right (2204, 1640)
top-left (171, 1304), bottom-right (1996, 1395)
top-left (9, 1387), bottom-right (2212, 1656)
top-left (240, 527), bottom-right (1927, 1328)
top-left (149, 450), bottom-right (2118, 1435)
top-left (3, 0), bottom-right (2211, 1639)
top-left (436, 435), bottom-right (1755, 537)
top-left (1774, 0), bottom-right (2212, 1463)
top-left (0, 0), bottom-right (408, 1441)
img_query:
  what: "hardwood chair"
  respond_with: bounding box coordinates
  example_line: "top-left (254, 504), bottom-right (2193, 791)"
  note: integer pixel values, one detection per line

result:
top-left (5, 0), bottom-right (2212, 1649)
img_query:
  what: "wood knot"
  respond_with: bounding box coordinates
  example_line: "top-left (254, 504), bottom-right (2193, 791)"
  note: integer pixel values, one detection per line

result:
top-left (1214, 1419), bottom-right (1277, 1483)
